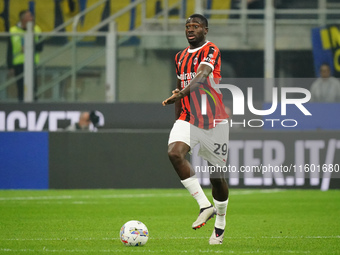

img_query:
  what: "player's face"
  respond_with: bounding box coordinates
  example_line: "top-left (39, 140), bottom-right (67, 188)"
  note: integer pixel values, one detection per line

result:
top-left (185, 18), bottom-right (207, 48)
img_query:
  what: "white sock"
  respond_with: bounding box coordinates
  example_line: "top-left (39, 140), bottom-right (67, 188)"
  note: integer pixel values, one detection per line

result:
top-left (181, 176), bottom-right (211, 209)
top-left (213, 198), bottom-right (228, 230)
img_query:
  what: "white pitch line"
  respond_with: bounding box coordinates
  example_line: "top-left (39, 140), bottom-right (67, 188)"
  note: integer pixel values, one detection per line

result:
top-left (0, 193), bottom-right (186, 201)
top-left (0, 189), bottom-right (285, 201)
top-left (0, 195), bottom-right (73, 201)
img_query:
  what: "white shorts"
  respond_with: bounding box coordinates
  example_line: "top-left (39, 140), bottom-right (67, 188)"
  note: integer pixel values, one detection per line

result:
top-left (168, 120), bottom-right (229, 166)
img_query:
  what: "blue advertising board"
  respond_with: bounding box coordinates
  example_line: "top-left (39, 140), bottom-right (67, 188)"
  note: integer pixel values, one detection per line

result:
top-left (0, 132), bottom-right (49, 189)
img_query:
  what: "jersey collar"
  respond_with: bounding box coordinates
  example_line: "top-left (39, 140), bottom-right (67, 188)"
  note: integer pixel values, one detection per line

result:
top-left (187, 41), bottom-right (209, 53)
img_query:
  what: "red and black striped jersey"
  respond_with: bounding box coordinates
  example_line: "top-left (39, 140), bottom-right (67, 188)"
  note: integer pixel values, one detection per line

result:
top-left (175, 41), bottom-right (229, 129)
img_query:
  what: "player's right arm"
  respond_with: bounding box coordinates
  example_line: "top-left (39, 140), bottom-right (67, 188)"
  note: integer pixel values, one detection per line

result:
top-left (174, 79), bottom-right (182, 119)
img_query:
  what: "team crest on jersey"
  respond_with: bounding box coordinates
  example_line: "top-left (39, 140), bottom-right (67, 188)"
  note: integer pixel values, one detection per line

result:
top-left (193, 57), bottom-right (198, 65)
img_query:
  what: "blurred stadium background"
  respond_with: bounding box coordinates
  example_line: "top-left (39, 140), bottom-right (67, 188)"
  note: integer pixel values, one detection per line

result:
top-left (0, 0), bottom-right (340, 191)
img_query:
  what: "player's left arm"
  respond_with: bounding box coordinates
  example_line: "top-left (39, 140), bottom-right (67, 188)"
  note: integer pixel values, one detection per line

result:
top-left (178, 64), bottom-right (212, 97)
top-left (162, 64), bottom-right (212, 105)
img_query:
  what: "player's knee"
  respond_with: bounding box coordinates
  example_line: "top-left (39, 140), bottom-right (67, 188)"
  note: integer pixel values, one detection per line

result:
top-left (168, 148), bottom-right (184, 164)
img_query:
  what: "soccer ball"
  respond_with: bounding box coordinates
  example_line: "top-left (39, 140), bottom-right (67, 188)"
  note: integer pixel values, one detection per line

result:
top-left (120, 220), bottom-right (149, 246)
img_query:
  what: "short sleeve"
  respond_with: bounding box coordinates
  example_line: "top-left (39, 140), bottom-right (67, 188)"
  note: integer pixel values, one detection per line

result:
top-left (200, 45), bottom-right (220, 71)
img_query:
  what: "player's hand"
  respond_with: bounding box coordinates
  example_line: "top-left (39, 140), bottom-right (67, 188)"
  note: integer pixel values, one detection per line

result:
top-left (162, 89), bottom-right (180, 106)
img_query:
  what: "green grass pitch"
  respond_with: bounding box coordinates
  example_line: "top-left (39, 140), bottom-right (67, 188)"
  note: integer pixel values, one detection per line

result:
top-left (0, 189), bottom-right (339, 254)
